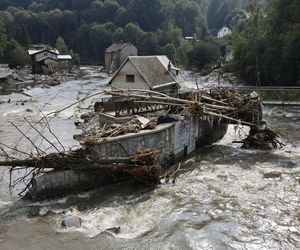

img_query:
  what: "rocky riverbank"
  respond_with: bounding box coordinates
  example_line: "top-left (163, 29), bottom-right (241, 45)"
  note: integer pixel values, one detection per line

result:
top-left (181, 68), bottom-right (241, 90)
top-left (0, 65), bottom-right (86, 95)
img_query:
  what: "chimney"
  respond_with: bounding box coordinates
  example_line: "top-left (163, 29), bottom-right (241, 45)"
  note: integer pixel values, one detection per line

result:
top-left (168, 61), bottom-right (171, 71)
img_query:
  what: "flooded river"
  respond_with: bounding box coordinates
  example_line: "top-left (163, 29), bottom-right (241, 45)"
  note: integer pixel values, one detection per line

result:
top-left (0, 69), bottom-right (299, 249)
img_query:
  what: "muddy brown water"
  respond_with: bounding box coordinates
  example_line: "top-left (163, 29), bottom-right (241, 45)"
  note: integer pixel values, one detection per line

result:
top-left (0, 70), bottom-right (299, 249)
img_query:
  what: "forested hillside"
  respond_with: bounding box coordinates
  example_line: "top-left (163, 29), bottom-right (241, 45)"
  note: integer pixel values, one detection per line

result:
top-left (0, 0), bottom-right (246, 64)
top-left (231, 0), bottom-right (299, 85)
top-left (0, 0), bottom-right (298, 85)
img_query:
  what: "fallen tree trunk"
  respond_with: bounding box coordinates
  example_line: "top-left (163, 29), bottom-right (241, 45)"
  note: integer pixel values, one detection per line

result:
top-left (0, 149), bottom-right (160, 170)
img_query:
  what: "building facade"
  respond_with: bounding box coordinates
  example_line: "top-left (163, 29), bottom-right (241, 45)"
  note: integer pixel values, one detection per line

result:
top-left (217, 26), bottom-right (232, 38)
top-left (28, 45), bottom-right (72, 74)
top-left (108, 55), bottom-right (184, 95)
top-left (105, 43), bottom-right (137, 73)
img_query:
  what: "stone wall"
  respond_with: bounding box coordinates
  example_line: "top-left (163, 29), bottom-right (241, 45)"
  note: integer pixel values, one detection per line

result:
top-left (28, 117), bottom-right (228, 200)
top-left (28, 170), bottom-right (110, 201)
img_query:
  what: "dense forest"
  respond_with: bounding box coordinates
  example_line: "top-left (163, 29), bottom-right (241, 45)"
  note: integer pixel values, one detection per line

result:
top-left (0, 0), bottom-right (298, 86)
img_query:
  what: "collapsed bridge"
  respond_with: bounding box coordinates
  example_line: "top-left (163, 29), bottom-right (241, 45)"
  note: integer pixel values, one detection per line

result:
top-left (0, 88), bottom-right (264, 200)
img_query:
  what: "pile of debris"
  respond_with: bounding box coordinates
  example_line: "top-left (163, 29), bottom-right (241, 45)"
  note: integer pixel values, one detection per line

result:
top-left (75, 88), bottom-right (265, 147)
top-left (102, 88), bottom-right (263, 125)
top-left (235, 121), bottom-right (285, 150)
top-left (81, 116), bottom-right (157, 145)
top-left (0, 87), bottom-right (271, 197)
top-left (0, 147), bottom-right (162, 195)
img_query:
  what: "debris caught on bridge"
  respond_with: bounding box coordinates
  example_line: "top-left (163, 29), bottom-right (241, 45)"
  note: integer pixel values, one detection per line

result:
top-left (0, 87), bottom-right (266, 196)
top-left (104, 88), bottom-right (263, 126)
top-left (233, 121), bottom-right (285, 150)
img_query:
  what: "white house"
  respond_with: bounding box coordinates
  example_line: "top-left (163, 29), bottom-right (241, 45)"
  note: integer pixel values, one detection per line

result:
top-left (108, 55), bottom-right (184, 95)
top-left (217, 26), bottom-right (232, 38)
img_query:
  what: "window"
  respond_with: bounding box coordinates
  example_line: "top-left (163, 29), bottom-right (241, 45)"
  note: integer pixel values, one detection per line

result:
top-left (44, 52), bottom-right (48, 57)
top-left (126, 74), bottom-right (135, 83)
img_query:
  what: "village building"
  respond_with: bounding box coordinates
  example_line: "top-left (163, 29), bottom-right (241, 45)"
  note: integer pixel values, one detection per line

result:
top-left (184, 36), bottom-right (199, 42)
top-left (105, 43), bottom-right (137, 73)
top-left (108, 55), bottom-right (184, 95)
top-left (217, 26), bottom-right (232, 38)
top-left (28, 45), bottom-right (72, 74)
top-left (225, 50), bottom-right (234, 62)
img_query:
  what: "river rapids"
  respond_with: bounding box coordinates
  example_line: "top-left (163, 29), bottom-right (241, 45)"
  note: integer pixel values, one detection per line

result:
top-left (0, 68), bottom-right (299, 250)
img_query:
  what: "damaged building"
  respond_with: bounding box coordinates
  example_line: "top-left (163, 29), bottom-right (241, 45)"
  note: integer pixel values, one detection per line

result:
top-left (28, 45), bottom-right (72, 74)
top-left (105, 42), bottom-right (138, 73)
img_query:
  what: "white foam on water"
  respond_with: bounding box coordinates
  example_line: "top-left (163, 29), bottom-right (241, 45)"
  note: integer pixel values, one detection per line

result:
top-left (73, 194), bottom-right (173, 239)
top-left (0, 200), bottom-right (13, 208)
top-left (218, 124), bottom-right (250, 146)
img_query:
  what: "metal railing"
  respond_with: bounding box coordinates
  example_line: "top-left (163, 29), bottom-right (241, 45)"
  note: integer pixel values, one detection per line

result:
top-left (233, 86), bottom-right (300, 105)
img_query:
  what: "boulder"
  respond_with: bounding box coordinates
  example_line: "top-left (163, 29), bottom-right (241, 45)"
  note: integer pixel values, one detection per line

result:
top-left (263, 170), bottom-right (282, 178)
top-left (61, 215), bottom-right (82, 228)
top-left (105, 226), bottom-right (121, 235)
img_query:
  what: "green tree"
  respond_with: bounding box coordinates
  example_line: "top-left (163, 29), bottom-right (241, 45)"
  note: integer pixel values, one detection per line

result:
top-left (15, 24), bottom-right (31, 47)
top-left (177, 41), bottom-right (193, 67)
top-left (71, 51), bottom-right (80, 66)
top-left (262, 0), bottom-right (300, 85)
top-left (126, 0), bottom-right (164, 31)
top-left (3, 39), bottom-right (29, 67)
top-left (232, 1), bottom-right (265, 85)
top-left (90, 23), bottom-right (113, 63)
top-left (75, 23), bottom-right (92, 63)
top-left (139, 32), bottom-right (160, 55)
top-left (187, 40), bottom-right (221, 69)
top-left (0, 21), bottom-right (7, 57)
top-left (207, 0), bottom-right (232, 33)
top-left (158, 23), bottom-right (184, 48)
top-left (163, 43), bottom-right (176, 62)
top-left (173, 0), bottom-right (205, 37)
top-left (112, 27), bottom-right (124, 42)
top-left (122, 22), bottom-right (144, 45)
top-left (0, 10), bottom-right (15, 37)
top-left (207, 0), bottom-right (221, 30)
top-left (55, 36), bottom-right (69, 54)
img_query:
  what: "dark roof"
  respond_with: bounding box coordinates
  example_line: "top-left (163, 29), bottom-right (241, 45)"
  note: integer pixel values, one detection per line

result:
top-left (105, 43), bottom-right (134, 53)
top-left (36, 56), bottom-right (58, 62)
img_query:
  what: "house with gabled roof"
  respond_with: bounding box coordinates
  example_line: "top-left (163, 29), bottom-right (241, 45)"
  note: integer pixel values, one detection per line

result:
top-left (28, 45), bottom-right (72, 74)
top-left (108, 55), bottom-right (184, 95)
top-left (217, 26), bottom-right (232, 38)
top-left (105, 42), bottom-right (137, 73)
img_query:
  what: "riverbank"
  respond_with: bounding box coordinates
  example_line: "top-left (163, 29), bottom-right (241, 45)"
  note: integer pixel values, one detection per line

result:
top-left (0, 65), bottom-right (88, 96)
top-left (181, 68), bottom-right (239, 90)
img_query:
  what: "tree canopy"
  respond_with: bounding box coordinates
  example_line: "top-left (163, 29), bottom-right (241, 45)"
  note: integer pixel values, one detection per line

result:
top-left (231, 0), bottom-right (300, 85)
top-left (0, 0), bottom-right (298, 86)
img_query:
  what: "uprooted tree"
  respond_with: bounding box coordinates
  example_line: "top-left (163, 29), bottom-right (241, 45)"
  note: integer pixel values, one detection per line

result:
top-left (0, 87), bottom-right (273, 196)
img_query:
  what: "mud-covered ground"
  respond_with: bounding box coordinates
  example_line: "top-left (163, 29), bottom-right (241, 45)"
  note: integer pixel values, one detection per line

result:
top-left (0, 68), bottom-right (299, 250)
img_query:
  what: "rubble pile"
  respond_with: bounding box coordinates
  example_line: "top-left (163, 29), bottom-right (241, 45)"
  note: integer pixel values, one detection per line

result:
top-left (237, 122), bottom-right (285, 150)
top-left (81, 116), bottom-right (157, 145)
